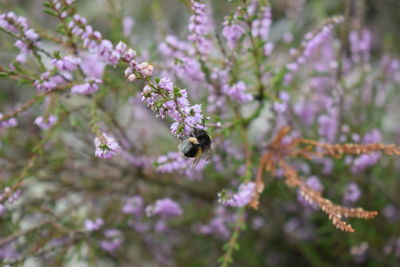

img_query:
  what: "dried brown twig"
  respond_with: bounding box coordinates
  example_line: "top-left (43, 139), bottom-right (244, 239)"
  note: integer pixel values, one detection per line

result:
top-left (250, 126), bottom-right (400, 232)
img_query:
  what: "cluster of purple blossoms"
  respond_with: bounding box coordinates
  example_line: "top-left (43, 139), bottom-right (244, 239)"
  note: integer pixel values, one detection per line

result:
top-left (273, 91), bottom-right (290, 113)
top-left (67, 11), bottom-right (138, 71)
top-left (34, 115), bottom-right (57, 130)
top-left (156, 152), bottom-right (206, 180)
top-left (51, 55), bottom-right (81, 73)
top-left (188, 0), bottom-right (213, 57)
top-left (99, 229), bottom-right (124, 253)
top-left (145, 198), bottom-right (183, 218)
top-left (122, 196), bottom-right (144, 216)
top-left (342, 183), bottom-right (361, 204)
top-left (84, 218), bottom-right (104, 231)
top-left (159, 36), bottom-right (205, 83)
top-left (34, 72), bottom-right (65, 92)
top-left (141, 78), bottom-right (204, 137)
top-left (94, 133), bottom-right (120, 159)
top-left (318, 111), bottom-right (339, 143)
top-left (196, 206), bottom-right (235, 239)
top-left (71, 78), bottom-right (102, 95)
top-left (251, 5), bottom-right (272, 41)
top-left (349, 29), bottom-right (372, 63)
top-left (0, 12), bottom-right (39, 62)
top-left (351, 129), bottom-right (382, 173)
top-left (223, 81), bottom-right (253, 104)
top-left (218, 182), bottom-right (256, 207)
top-left (285, 16), bottom-right (343, 83)
top-left (222, 22), bottom-right (244, 49)
top-left (0, 114), bottom-right (17, 130)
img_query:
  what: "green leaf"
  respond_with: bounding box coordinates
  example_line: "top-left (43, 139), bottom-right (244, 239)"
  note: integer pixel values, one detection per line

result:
top-left (43, 9), bottom-right (58, 17)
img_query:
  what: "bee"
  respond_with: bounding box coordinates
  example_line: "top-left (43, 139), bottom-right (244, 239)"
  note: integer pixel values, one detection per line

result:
top-left (178, 128), bottom-right (212, 169)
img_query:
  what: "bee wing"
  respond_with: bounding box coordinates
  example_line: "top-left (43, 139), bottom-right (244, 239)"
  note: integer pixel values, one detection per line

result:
top-left (203, 146), bottom-right (212, 161)
top-left (191, 147), bottom-right (203, 170)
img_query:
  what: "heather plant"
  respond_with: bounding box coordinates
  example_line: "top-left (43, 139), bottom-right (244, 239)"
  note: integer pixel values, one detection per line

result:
top-left (1, 0), bottom-right (400, 266)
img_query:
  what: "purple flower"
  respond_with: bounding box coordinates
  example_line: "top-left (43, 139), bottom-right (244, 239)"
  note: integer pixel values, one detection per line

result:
top-left (251, 6), bottom-right (272, 41)
top-left (52, 55), bottom-right (81, 72)
top-left (34, 72), bottom-right (61, 92)
top-left (122, 16), bottom-right (135, 37)
top-left (0, 114), bottom-right (17, 130)
top-left (100, 229), bottom-right (123, 252)
top-left (218, 182), bottom-right (256, 207)
top-left (136, 61), bottom-right (154, 77)
top-left (146, 198), bottom-right (183, 218)
top-left (0, 204), bottom-right (5, 217)
top-left (273, 91), bottom-right (290, 113)
top-left (188, 0), bottom-right (213, 57)
top-left (71, 78), bottom-right (102, 95)
top-left (222, 23), bottom-right (244, 49)
top-left (223, 81), bottom-right (253, 104)
top-left (351, 153), bottom-right (380, 173)
top-left (34, 115), bottom-right (57, 130)
top-left (122, 196), bottom-right (143, 216)
top-left (0, 12), bottom-right (39, 62)
top-left (263, 42), bottom-right (274, 56)
top-left (84, 218), bottom-right (104, 231)
top-left (158, 77), bottom-right (174, 92)
top-left (80, 53), bottom-right (106, 79)
top-left (343, 183), bottom-right (361, 203)
top-left (349, 29), bottom-right (372, 62)
top-left (94, 133), bottom-right (120, 159)
top-left (318, 113), bottom-right (338, 142)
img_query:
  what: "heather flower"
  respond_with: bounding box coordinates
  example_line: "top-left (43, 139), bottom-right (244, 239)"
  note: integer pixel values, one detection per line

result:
top-left (350, 242), bottom-right (369, 263)
top-left (100, 229), bottom-right (123, 252)
top-left (343, 183), bottom-right (361, 203)
top-left (223, 81), bottom-right (253, 104)
top-left (222, 22), bottom-right (244, 49)
top-left (188, 0), bottom-right (213, 56)
top-left (0, 204), bottom-right (5, 217)
top-left (34, 72), bottom-right (60, 92)
top-left (0, 114), bottom-right (17, 130)
top-left (273, 91), bottom-right (290, 113)
top-left (80, 53), bottom-right (106, 79)
top-left (71, 78), bottom-right (102, 95)
top-left (251, 5), bottom-right (272, 41)
top-left (51, 55), bottom-right (81, 72)
top-left (0, 12), bottom-right (39, 62)
top-left (263, 42), bottom-right (274, 56)
top-left (122, 16), bottom-right (135, 37)
top-left (218, 182), bottom-right (256, 207)
top-left (136, 62), bottom-right (154, 77)
top-left (197, 206), bottom-right (233, 239)
top-left (34, 115), bottom-right (57, 130)
top-left (94, 133), bottom-right (120, 159)
top-left (349, 29), bottom-right (372, 63)
top-left (157, 77), bottom-right (174, 92)
top-left (84, 218), bottom-right (104, 231)
top-left (285, 16), bottom-right (343, 83)
top-left (122, 196), bottom-right (143, 216)
top-left (318, 113), bottom-right (338, 143)
top-left (146, 198), bottom-right (183, 218)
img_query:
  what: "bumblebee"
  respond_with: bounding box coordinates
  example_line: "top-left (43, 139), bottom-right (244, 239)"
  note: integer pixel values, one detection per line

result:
top-left (178, 128), bottom-right (212, 169)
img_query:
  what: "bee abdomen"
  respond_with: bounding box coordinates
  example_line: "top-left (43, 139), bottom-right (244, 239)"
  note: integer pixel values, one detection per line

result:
top-left (184, 146), bottom-right (200, 158)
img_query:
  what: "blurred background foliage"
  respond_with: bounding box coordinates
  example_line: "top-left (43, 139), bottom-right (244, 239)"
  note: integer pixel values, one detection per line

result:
top-left (0, 0), bottom-right (400, 266)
